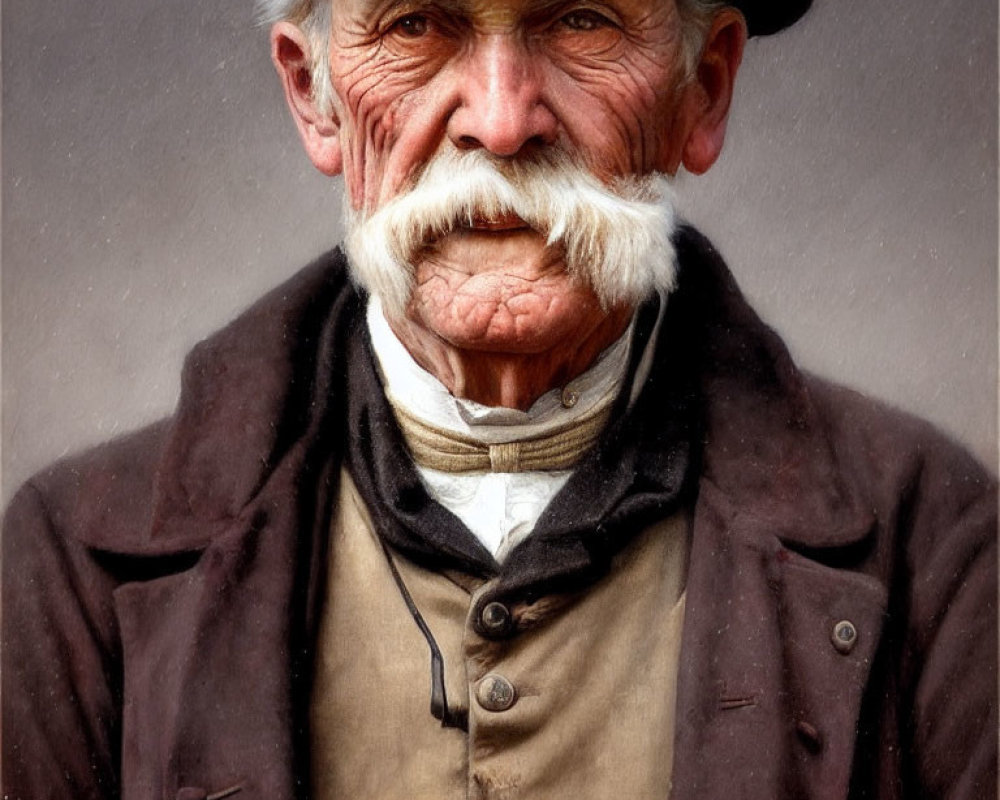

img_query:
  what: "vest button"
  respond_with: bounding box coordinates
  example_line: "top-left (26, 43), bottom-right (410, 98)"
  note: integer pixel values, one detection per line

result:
top-left (479, 601), bottom-right (513, 637)
top-left (476, 673), bottom-right (517, 712)
top-left (831, 620), bottom-right (858, 654)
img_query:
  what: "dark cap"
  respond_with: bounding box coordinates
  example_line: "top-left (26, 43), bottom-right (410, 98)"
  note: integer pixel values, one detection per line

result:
top-left (732, 0), bottom-right (813, 36)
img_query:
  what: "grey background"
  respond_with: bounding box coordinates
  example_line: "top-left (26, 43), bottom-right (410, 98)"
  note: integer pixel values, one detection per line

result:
top-left (3, 0), bottom-right (997, 503)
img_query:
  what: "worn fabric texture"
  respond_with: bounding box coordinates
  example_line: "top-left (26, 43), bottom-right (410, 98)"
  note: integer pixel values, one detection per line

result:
top-left (2, 226), bottom-right (997, 800)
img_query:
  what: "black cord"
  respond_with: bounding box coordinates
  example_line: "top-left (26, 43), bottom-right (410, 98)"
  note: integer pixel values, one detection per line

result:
top-left (378, 538), bottom-right (469, 731)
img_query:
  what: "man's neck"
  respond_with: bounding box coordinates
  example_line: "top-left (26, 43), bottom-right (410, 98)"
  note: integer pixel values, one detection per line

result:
top-left (384, 305), bottom-right (634, 411)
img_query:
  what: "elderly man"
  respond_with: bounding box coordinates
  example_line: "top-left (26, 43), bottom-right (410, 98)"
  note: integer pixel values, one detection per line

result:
top-left (2, 1), bottom-right (996, 799)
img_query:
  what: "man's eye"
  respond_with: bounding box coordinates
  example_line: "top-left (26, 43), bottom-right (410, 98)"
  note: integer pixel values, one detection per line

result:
top-left (560, 9), bottom-right (612, 31)
top-left (389, 13), bottom-right (430, 38)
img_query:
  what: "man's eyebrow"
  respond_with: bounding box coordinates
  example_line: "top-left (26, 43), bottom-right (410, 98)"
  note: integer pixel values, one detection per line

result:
top-left (355, 0), bottom-right (469, 15)
top-left (353, 0), bottom-right (564, 22)
top-left (351, 0), bottom-right (405, 18)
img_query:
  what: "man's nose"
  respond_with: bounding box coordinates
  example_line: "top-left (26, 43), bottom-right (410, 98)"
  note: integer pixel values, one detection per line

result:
top-left (447, 35), bottom-right (558, 157)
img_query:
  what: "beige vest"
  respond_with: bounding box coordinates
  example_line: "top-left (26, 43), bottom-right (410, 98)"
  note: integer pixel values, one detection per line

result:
top-left (311, 469), bottom-right (689, 799)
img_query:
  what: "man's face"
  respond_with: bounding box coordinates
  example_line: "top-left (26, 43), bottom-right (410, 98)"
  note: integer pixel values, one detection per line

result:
top-left (329, 0), bottom-right (691, 211)
top-left (275, 0), bottom-right (743, 360)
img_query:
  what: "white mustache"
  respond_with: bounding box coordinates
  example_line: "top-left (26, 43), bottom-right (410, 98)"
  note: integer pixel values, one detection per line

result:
top-left (344, 147), bottom-right (678, 318)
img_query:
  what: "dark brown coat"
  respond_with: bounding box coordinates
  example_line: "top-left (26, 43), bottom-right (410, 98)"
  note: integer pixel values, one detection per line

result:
top-left (4, 228), bottom-right (996, 799)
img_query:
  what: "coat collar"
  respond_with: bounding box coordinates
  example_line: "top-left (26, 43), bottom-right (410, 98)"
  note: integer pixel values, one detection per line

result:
top-left (149, 248), bottom-right (359, 546)
top-left (671, 227), bottom-right (875, 550)
top-left (146, 226), bottom-right (874, 553)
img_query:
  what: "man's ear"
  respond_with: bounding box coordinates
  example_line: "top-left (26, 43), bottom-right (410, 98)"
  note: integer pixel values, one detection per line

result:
top-left (679, 9), bottom-right (746, 175)
top-left (271, 22), bottom-right (343, 176)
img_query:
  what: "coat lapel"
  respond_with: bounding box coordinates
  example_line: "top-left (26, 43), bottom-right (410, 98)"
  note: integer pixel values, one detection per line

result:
top-left (671, 482), bottom-right (887, 800)
top-left (116, 465), bottom-right (324, 800)
top-left (670, 227), bottom-right (888, 799)
top-left (113, 251), bottom-right (358, 800)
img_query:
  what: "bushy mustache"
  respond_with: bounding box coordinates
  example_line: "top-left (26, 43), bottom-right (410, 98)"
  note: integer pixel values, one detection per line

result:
top-left (343, 147), bottom-right (678, 318)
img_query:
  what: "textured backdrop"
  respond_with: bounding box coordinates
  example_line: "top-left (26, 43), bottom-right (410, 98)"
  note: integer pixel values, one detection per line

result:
top-left (3, 0), bottom-right (997, 502)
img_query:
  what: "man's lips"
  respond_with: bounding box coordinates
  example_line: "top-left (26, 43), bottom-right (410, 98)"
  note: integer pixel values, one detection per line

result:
top-left (464, 212), bottom-right (531, 232)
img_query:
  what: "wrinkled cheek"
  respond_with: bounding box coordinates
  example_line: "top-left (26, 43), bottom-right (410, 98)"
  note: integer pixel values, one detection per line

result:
top-left (554, 71), bottom-right (662, 176)
top-left (332, 69), bottom-right (401, 211)
top-left (343, 123), bottom-right (390, 211)
top-left (339, 102), bottom-right (394, 211)
top-left (577, 48), bottom-right (681, 171)
top-left (602, 89), bottom-right (671, 174)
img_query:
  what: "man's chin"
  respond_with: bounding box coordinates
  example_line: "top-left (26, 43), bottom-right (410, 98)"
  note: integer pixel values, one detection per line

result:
top-left (403, 266), bottom-right (612, 356)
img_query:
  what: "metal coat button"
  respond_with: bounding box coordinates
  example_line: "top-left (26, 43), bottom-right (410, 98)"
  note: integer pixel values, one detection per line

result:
top-left (831, 620), bottom-right (858, 654)
top-left (480, 601), bottom-right (513, 636)
top-left (476, 674), bottom-right (517, 712)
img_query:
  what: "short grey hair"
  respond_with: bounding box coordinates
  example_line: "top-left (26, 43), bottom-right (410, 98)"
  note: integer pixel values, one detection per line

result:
top-left (259, 0), bottom-right (730, 114)
top-left (677, 1), bottom-right (730, 73)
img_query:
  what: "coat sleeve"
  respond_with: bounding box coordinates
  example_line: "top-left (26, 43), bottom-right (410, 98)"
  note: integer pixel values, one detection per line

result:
top-left (903, 446), bottom-right (997, 799)
top-left (2, 480), bottom-right (122, 800)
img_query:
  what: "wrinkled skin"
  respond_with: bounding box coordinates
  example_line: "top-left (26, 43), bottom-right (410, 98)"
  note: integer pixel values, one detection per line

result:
top-left (273, 0), bottom-right (745, 408)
